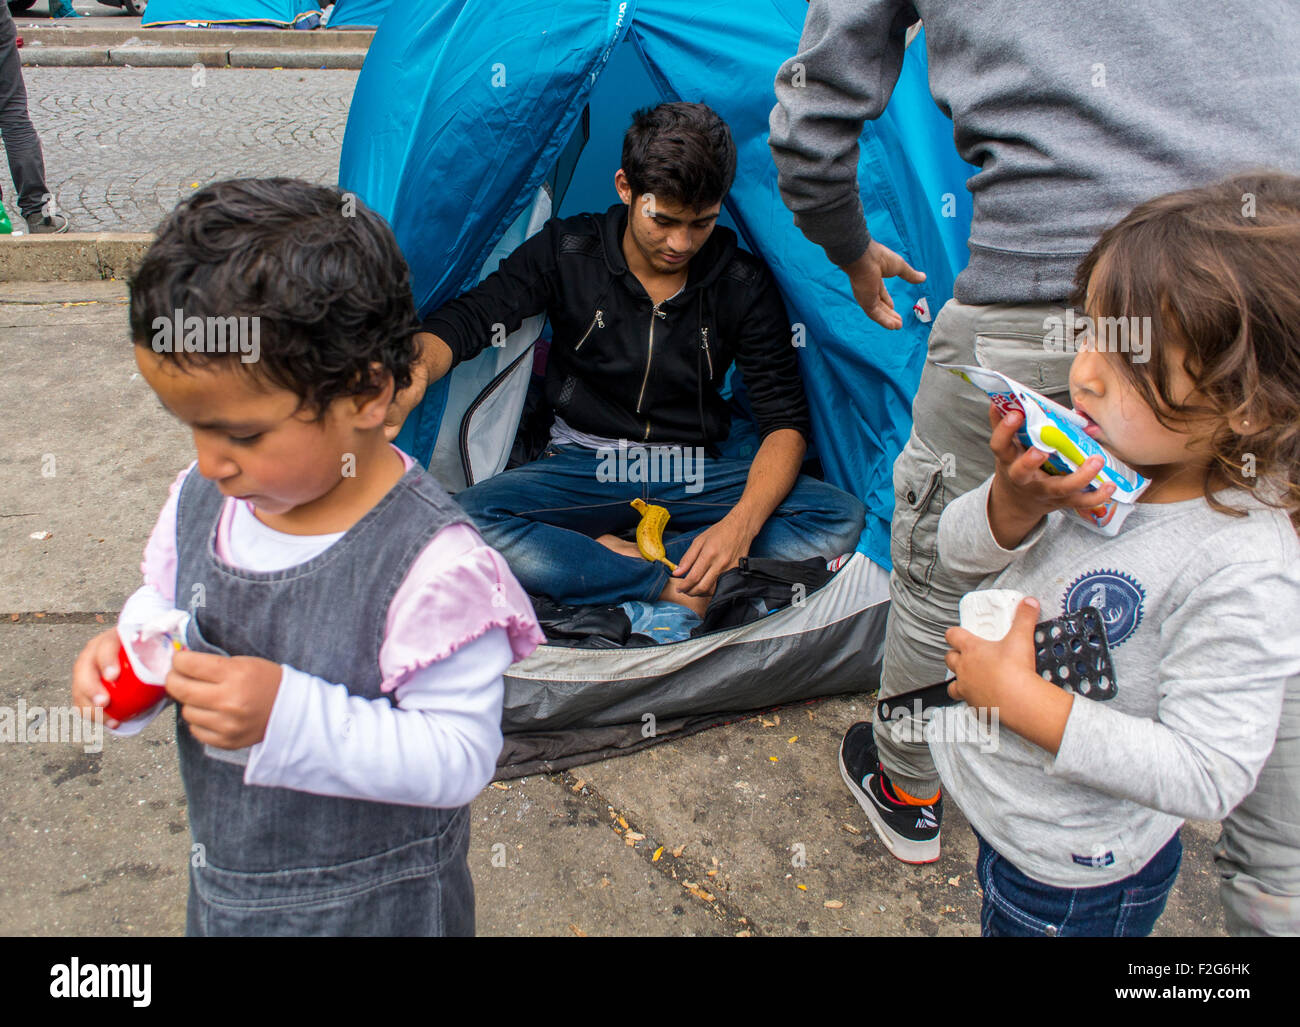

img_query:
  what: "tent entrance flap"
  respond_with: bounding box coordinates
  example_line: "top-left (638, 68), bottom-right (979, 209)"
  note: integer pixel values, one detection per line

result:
top-left (417, 111), bottom-right (592, 493)
top-left (424, 190), bottom-right (551, 494)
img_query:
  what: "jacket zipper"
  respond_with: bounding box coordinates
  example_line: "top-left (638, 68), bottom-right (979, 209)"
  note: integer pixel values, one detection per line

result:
top-left (574, 309), bottom-right (604, 351)
top-left (636, 303), bottom-right (667, 416)
top-left (701, 325), bottom-right (713, 380)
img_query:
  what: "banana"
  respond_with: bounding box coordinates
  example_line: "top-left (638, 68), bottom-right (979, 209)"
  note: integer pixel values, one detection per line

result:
top-left (630, 498), bottom-right (677, 570)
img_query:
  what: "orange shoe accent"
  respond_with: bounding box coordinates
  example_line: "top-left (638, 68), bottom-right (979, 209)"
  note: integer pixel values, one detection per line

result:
top-left (890, 781), bottom-right (941, 806)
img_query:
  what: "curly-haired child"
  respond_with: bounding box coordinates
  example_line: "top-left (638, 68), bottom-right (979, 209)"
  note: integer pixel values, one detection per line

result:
top-left (70, 178), bottom-right (544, 937)
top-left (931, 173), bottom-right (1300, 936)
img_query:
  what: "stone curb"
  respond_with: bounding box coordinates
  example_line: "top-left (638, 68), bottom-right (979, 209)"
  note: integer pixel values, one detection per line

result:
top-left (21, 45), bottom-right (368, 69)
top-left (18, 46), bottom-right (108, 67)
top-left (230, 48), bottom-right (367, 69)
top-left (107, 46), bottom-right (230, 67)
top-left (0, 233), bottom-right (154, 283)
top-left (13, 23), bottom-right (375, 50)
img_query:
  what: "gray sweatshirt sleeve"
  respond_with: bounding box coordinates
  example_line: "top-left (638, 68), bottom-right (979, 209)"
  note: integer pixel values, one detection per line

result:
top-left (768, 0), bottom-right (918, 267)
top-left (937, 476), bottom-right (1051, 584)
top-left (1047, 558), bottom-right (1295, 821)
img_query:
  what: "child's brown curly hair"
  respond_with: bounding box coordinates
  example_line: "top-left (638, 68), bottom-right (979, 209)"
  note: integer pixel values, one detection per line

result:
top-left (1072, 172), bottom-right (1300, 530)
top-left (129, 177), bottom-right (420, 421)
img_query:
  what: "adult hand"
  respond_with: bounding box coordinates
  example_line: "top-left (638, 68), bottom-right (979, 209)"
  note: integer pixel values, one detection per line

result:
top-left (164, 650), bottom-right (283, 750)
top-left (673, 514), bottom-right (756, 597)
top-left (384, 361), bottom-right (429, 441)
top-left (842, 240), bottom-right (927, 330)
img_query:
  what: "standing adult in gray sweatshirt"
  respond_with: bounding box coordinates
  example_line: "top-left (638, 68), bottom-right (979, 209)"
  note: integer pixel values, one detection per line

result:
top-left (768, 0), bottom-right (1300, 932)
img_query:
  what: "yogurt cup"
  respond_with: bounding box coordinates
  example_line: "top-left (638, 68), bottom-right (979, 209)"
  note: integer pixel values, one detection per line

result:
top-left (101, 640), bottom-right (167, 723)
top-left (99, 611), bottom-right (188, 723)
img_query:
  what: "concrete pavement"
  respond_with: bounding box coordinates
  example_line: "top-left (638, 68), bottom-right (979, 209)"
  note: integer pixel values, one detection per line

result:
top-left (0, 279), bottom-right (1231, 936)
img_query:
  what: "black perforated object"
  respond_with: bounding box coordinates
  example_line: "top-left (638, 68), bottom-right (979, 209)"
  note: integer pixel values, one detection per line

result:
top-left (1033, 606), bottom-right (1116, 701)
top-left (875, 606), bottom-right (1117, 721)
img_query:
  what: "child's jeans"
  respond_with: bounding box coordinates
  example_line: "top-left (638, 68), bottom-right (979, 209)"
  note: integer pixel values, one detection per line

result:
top-left (974, 829), bottom-right (1182, 937)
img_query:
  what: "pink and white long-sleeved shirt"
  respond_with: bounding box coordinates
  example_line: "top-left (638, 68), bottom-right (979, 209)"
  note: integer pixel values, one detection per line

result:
top-left (112, 448), bottom-right (544, 808)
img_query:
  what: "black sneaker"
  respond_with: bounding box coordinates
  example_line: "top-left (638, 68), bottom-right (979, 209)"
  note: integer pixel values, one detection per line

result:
top-left (838, 720), bottom-right (942, 864)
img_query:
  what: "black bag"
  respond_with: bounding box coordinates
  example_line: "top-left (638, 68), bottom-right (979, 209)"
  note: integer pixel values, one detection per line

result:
top-left (528, 596), bottom-right (657, 649)
top-left (691, 556), bottom-right (834, 636)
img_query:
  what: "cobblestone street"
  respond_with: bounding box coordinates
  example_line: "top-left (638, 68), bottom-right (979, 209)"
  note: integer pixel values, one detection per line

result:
top-left (1, 66), bottom-right (357, 232)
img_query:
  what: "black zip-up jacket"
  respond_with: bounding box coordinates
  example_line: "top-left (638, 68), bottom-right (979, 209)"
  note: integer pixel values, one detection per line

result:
top-left (422, 203), bottom-right (812, 447)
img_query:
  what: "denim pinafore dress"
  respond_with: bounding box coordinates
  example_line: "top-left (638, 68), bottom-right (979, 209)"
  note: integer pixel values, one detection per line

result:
top-left (173, 462), bottom-right (476, 936)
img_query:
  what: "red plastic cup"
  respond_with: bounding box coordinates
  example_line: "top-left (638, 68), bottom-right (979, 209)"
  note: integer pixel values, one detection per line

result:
top-left (100, 641), bottom-right (167, 723)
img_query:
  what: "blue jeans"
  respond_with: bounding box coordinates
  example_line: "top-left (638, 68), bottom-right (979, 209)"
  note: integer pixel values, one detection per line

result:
top-left (456, 444), bottom-right (866, 605)
top-left (975, 829), bottom-right (1182, 937)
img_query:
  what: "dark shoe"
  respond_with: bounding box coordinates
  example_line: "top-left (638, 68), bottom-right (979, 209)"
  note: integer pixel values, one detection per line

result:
top-left (839, 720), bottom-right (942, 863)
top-left (26, 212), bottom-right (71, 234)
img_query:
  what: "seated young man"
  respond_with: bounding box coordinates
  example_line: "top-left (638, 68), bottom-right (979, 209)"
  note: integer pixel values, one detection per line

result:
top-left (387, 102), bottom-right (865, 616)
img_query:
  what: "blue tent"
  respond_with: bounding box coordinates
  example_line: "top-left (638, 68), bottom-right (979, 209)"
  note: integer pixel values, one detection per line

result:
top-left (340, 0), bottom-right (973, 570)
top-left (143, 0), bottom-right (322, 28)
top-left (337, 0), bottom-right (977, 770)
top-left (327, 0), bottom-right (390, 27)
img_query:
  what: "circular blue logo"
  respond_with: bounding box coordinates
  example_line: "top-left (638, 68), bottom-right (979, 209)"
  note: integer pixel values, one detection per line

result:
top-left (1063, 570), bottom-right (1145, 648)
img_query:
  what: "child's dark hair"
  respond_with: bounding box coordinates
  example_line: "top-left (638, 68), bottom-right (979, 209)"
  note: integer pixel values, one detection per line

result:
top-left (621, 102), bottom-right (736, 211)
top-left (129, 177), bottom-right (419, 418)
top-left (1072, 172), bottom-right (1300, 529)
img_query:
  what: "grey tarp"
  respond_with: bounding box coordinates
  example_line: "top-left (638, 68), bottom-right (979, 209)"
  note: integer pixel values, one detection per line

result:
top-left (495, 553), bottom-right (889, 777)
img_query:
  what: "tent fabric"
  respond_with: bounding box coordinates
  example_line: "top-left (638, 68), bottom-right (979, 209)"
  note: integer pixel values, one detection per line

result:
top-left (339, 0), bottom-right (975, 569)
top-left (496, 553), bottom-right (889, 776)
top-left (327, 0), bottom-right (391, 27)
top-left (143, 0), bottom-right (322, 27)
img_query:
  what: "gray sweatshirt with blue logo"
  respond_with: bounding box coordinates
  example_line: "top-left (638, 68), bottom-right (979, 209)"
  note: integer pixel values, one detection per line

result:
top-left (769, 0), bottom-right (1300, 304)
top-left (931, 478), bottom-right (1300, 886)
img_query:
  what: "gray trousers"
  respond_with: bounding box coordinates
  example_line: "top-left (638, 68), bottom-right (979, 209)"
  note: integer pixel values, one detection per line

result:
top-left (873, 298), bottom-right (1072, 796)
top-left (1216, 674), bottom-right (1300, 935)
top-left (0, 4), bottom-right (52, 219)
